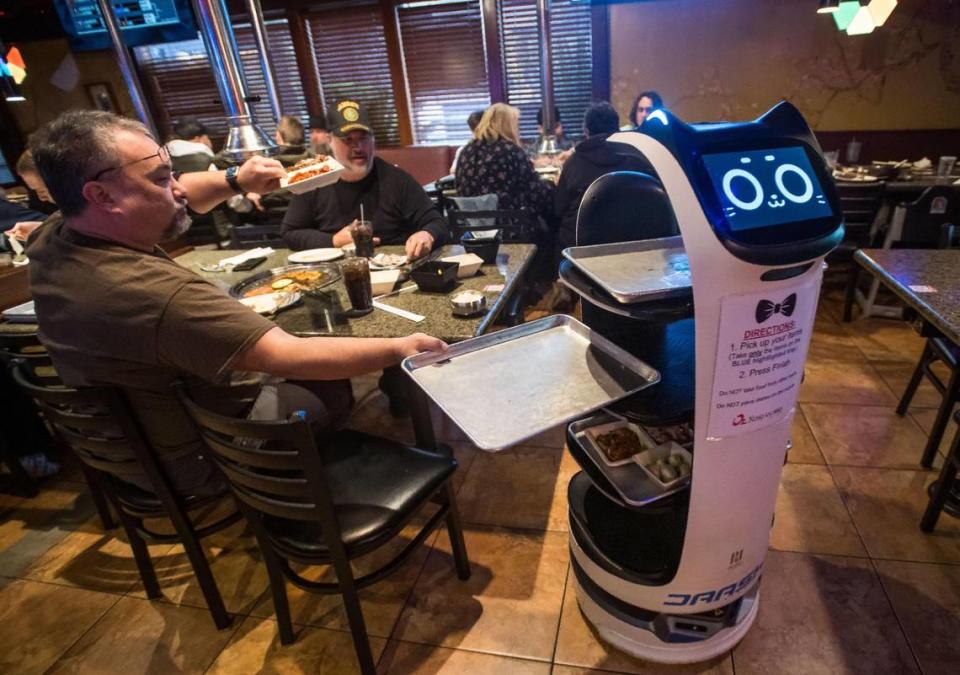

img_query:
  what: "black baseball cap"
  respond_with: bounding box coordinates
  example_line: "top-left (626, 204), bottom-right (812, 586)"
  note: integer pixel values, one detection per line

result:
top-left (328, 100), bottom-right (374, 137)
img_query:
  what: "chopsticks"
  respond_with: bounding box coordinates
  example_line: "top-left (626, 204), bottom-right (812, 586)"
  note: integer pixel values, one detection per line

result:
top-left (373, 300), bottom-right (424, 322)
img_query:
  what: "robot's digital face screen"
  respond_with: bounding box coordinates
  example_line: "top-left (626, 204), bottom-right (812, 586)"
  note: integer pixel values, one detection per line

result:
top-left (702, 147), bottom-right (832, 232)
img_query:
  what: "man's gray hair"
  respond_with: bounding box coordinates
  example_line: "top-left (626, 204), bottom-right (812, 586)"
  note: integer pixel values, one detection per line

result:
top-left (29, 110), bottom-right (150, 217)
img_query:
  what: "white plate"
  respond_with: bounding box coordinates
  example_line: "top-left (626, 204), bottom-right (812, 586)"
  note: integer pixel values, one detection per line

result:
top-left (369, 253), bottom-right (408, 270)
top-left (280, 158), bottom-right (345, 194)
top-left (238, 291), bottom-right (301, 315)
top-left (288, 248), bottom-right (344, 264)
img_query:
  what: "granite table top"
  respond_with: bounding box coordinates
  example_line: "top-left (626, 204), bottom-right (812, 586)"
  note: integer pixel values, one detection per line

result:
top-left (855, 248), bottom-right (960, 346)
top-left (176, 244), bottom-right (536, 343)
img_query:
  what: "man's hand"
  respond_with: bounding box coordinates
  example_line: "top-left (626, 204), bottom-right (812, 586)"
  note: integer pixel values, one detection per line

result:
top-left (245, 192), bottom-right (265, 212)
top-left (405, 231), bottom-right (435, 260)
top-left (332, 219), bottom-right (381, 248)
top-left (236, 156), bottom-right (285, 194)
top-left (395, 333), bottom-right (448, 360)
top-left (6, 221), bottom-right (43, 241)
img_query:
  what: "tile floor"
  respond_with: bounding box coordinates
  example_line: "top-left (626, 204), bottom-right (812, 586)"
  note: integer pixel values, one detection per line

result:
top-left (1, 289), bottom-right (959, 674)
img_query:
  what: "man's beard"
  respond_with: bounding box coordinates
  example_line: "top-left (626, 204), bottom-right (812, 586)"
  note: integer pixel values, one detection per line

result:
top-left (340, 155), bottom-right (373, 182)
top-left (161, 204), bottom-right (192, 241)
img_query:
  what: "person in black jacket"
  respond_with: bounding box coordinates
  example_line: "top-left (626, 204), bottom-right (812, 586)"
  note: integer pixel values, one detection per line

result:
top-left (282, 100), bottom-right (446, 260)
top-left (554, 101), bottom-right (655, 253)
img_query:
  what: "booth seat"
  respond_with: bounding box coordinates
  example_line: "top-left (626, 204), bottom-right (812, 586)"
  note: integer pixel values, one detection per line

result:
top-left (377, 145), bottom-right (458, 186)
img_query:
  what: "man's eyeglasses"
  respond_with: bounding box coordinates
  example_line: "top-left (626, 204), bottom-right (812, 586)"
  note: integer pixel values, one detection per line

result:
top-left (89, 144), bottom-right (172, 182)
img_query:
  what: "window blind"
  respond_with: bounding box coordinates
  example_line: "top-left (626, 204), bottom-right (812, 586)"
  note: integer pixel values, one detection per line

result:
top-left (134, 18), bottom-right (307, 142)
top-left (498, 0), bottom-right (593, 142)
top-left (306, 3), bottom-right (400, 146)
top-left (397, 0), bottom-right (490, 145)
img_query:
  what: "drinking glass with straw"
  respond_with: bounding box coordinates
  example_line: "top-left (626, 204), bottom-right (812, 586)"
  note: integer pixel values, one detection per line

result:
top-left (350, 205), bottom-right (375, 257)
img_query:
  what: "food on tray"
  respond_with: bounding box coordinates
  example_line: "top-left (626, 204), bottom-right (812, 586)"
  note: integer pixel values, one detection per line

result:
top-left (641, 421), bottom-right (693, 446)
top-left (241, 269), bottom-right (328, 298)
top-left (370, 253), bottom-right (408, 269)
top-left (645, 452), bottom-right (692, 484)
top-left (595, 427), bottom-right (645, 462)
top-left (286, 155), bottom-right (334, 185)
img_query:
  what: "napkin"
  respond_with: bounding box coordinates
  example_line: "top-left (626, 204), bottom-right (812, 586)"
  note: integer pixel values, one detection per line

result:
top-left (913, 157), bottom-right (932, 170)
top-left (7, 232), bottom-right (28, 266)
top-left (214, 247), bottom-right (274, 270)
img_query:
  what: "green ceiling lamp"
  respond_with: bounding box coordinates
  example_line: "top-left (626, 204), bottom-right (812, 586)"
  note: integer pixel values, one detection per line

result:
top-left (832, 1), bottom-right (862, 30)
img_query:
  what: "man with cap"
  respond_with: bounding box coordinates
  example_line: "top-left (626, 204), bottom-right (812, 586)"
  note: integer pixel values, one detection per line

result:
top-left (281, 100), bottom-right (446, 260)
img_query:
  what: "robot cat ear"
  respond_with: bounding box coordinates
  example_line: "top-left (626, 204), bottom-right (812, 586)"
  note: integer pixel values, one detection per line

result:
top-left (756, 101), bottom-right (807, 135)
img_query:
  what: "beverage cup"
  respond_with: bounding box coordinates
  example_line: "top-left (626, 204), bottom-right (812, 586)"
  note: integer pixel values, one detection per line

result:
top-left (845, 138), bottom-right (862, 165)
top-left (937, 156), bottom-right (957, 179)
top-left (349, 220), bottom-right (375, 258)
top-left (341, 256), bottom-right (373, 314)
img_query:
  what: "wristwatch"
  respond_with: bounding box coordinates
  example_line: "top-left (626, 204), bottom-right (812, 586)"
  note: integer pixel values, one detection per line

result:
top-left (225, 165), bottom-right (244, 193)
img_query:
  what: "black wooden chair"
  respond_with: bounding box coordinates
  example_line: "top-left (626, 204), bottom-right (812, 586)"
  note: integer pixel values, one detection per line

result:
top-left (447, 205), bottom-right (540, 244)
top-left (896, 337), bottom-right (960, 468)
top-left (921, 409), bottom-right (960, 533)
top-left (176, 384), bottom-right (471, 675)
top-left (227, 224), bottom-right (285, 249)
top-left (827, 181), bottom-right (887, 322)
top-left (11, 361), bottom-right (241, 629)
top-left (0, 332), bottom-right (112, 524)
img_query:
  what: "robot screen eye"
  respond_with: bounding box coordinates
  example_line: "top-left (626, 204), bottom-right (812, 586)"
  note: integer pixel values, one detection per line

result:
top-left (702, 147), bottom-right (832, 232)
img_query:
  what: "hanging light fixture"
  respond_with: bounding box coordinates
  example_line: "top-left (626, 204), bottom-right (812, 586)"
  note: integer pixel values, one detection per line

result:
top-left (832, 1), bottom-right (861, 30)
top-left (0, 41), bottom-right (25, 102)
top-left (846, 4), bottom-right (877, 34)
top-left (817, 0), bottom-right (840, 13)
top-left (867, 0), bottom-right (898, 26)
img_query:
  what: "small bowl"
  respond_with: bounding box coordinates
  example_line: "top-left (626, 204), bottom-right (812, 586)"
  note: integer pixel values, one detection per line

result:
top-left (441, 253), bottom-right (484, 278)
top-left (410, 260), bottom-right (459, 293)
top-left (451, 290), bottom-right (486, 317)
top-left (460, 231), bottom-right (501, 264)
top-left (370, 269), bottom-right (401, 296)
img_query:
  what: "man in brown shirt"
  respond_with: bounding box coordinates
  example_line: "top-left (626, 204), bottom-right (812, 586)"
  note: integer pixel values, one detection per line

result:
top-left (27, 110), bottom-right (446, 495)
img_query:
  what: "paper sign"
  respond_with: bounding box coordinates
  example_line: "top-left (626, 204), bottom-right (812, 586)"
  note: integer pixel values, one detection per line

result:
top-left (908, 285), bottom-right (937, 293)
top-left (707, 277), bottom-right (818, 439)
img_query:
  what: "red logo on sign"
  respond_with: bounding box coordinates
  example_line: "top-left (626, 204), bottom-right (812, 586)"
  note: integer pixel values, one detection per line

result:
top-left (732, 414), bottom-right (747, 426)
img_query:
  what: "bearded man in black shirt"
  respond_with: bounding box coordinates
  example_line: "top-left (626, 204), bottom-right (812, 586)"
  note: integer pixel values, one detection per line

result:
top-left (281, 100), bottom-right (447, 260)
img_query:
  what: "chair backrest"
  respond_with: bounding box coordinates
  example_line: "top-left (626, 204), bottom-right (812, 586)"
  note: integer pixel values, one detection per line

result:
top-left (898, 185), bottom-right (960, 247)
top-left (0, 331), bottom-right (61, 386)
top-left (228, 224), bottom-right (285, 249)
top-left (176, 384), bottom-right (335, 524)
top-left (447, 194), bottom-right (538, 243)
top-left (10, 360), bottom-right (169, 488)
top-left (575, 171), bottom-right (678, 246)
top-left (835, 180), bottom-right (887, 228)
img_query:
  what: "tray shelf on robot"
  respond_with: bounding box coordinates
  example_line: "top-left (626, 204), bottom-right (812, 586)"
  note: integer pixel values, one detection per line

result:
top-left (567, 411), bottom-right (691, 507)
top-left (402, 315), bottom-right (660, 451)
top-left (561, 236), bottom-right (691, 305)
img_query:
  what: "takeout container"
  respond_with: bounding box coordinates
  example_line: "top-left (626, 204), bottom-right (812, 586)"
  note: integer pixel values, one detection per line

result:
top-left (441, 253), bottom-right (484, 278)
top-left (279, 157), bottom-right (345, 194)
top-left (410, 260), bottom-right (458, 293)
top-left (371, 269), bottom-right (401, 296)
top-left (583, 419), bottom-right (656, 467)
top-left (460, 231), bottom-right (501, 264)
top-left (634, 442), bottom-right (692, 489)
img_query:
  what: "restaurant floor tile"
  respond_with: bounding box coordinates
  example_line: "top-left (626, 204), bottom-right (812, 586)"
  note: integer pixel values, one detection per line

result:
top-left (731, 550), bottom-right (919, 675)
top-left (871, 358), bottom-right (946, 409)
top-left (0, 578), bottom-right (119, 674)
top-left (6, 291), bottom-right (960, 673)
top-left (391, 526), bottom-right (569, 661)
top-left (803, 403), bottom-right (938, 469)
top-left (831, 466), bottom-right (960, 563)
top-left (456, 444), bottom-right (578, 532)
top-left (873, 560), bottom-right (960, 675)
top-left (769, 464), bottom-right (867, 557)
top-left (47, 595), bottom-right (236, 674)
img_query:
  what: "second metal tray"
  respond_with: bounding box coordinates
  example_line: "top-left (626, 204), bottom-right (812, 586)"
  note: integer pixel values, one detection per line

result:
top-left (402, 315), bottom-right (660, 451)
top-left (562, 236), bottom-right (690, 304)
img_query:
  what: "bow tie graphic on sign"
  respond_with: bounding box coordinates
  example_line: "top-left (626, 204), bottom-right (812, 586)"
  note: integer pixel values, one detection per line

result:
top-left (755, 293), bottom-right (797, 324)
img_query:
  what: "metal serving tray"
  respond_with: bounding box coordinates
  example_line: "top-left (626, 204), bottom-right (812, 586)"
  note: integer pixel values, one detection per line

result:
top-left (562, 236), bottom-right (690, 304)
top-left (567, 412), bottom-right (691, 507)
top-left (402, 315), bottom-right (660, 451)
top-left (229, 263), bottom-right (342, 299)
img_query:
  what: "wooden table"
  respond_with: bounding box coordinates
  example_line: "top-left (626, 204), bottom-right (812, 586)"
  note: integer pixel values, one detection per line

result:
top-left (855, 248), bottom-right (960, 524)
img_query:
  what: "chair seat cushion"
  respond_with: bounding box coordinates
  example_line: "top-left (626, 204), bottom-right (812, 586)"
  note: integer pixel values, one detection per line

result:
top-left (262, 431), bottom-right (456, 560)
top-left (114, 480), bottom-right (225, 516)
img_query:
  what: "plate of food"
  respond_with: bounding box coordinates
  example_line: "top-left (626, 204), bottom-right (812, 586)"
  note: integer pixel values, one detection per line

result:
top-left (280, 155), bottom-right (345, 194)
top-left (584, 420), bottom-right (656, 466)
top-left (238, 290), bottom-right (301, 315)
top-left (288, 248), bottom-right (344, 264)
top-left (369, 252), bottom-right (408, 270)
top-left (230, 263), bottom-right (341, 300)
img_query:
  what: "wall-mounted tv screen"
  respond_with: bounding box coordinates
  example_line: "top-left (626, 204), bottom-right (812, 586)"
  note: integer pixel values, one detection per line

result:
top-left (54, 0), bottom-right (197, 51)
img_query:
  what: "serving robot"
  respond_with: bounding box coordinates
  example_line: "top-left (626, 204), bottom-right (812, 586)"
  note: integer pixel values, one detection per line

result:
top-left (566, 102), bottom-right (843, 662)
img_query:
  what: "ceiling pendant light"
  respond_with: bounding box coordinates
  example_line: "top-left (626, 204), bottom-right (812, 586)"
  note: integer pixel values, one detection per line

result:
top-left (817, 0), bottom-right (841, 13)
top-left (832, 1), bottom-right (862, 31)
top-left (867, 0), bottom-right (898, 26)
top-left (847, 5), bottom-right (877, 34)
